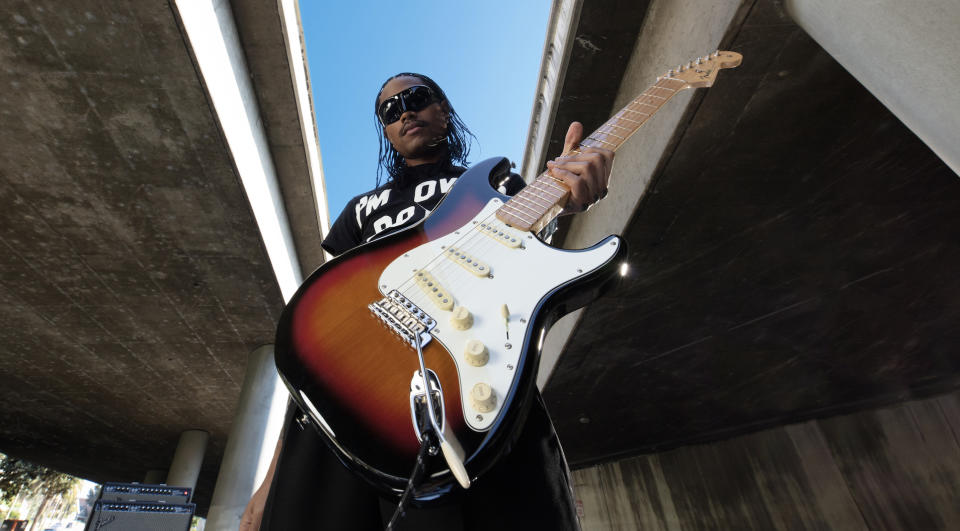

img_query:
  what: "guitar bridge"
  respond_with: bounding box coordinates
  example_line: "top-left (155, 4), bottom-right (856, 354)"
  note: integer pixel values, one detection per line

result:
top-left (369, 290), bottom-right (435, 349)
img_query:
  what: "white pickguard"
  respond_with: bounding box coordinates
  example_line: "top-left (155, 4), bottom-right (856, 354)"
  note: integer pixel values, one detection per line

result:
top-left (379, 198), bottom-right (621, 431)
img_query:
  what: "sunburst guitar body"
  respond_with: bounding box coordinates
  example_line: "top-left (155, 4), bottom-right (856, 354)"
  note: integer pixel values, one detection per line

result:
top-left (275, 156), bottom-right (626, 502)
top-left (274, 50), bottom-right (742, 503)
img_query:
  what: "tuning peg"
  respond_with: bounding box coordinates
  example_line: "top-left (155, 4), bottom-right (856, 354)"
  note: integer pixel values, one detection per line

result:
top-left (713, 50), bottom-right (720, 57)
top-left (695, 57), bottom-right (702, 65)
top-left (687, 61), bottom-right (693, 68)
top-left (677, 64), bottom-right (683, 72)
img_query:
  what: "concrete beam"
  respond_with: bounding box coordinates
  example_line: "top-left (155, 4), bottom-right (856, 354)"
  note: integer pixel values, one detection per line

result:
top-left (784, 0), bottom-right (960, 177)
top-left (229, 0), bottom-right (332, 273)
top-left (527, 0), bottom-right (752, 387)
top-left (173, 0), bottom-right (304, 300)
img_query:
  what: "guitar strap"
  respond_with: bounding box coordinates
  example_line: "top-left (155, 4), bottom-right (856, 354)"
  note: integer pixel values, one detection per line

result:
top-left (384, 429), bottom-right (437, 529)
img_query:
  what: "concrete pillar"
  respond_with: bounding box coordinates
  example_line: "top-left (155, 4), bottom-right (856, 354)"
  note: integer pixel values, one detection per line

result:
top-left (143, 469), bottom-right (166, 484)
top-left (167, 430), bottom-right (209, 490)
top-left (205, 345), bottom-right (289, 531)
top-left (783, 0), bottom-right (960, 176)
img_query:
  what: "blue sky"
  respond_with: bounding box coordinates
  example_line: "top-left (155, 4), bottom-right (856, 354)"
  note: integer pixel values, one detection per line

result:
top-left (298, 1), bottom-right (552, 220)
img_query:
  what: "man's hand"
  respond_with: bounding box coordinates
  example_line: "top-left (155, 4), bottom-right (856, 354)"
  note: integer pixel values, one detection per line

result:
top-left (238, 434), bottom-right (283, 531)
top-left (546, 122), bottom-right (614, 212)
top-left (239, 486), bottom-right (267, 531)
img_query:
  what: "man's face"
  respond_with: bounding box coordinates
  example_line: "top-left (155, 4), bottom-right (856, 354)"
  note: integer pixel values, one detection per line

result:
top-left (378, 76), bottom-right (449, 163)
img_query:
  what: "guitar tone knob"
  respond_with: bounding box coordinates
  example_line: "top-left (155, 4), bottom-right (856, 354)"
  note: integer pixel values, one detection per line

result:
top-left (449, 306), bottom-right (473, 330)
top-left (470, 383), bottom-right (496, 413)
top-left (463, 339), bottom-right (489, 367)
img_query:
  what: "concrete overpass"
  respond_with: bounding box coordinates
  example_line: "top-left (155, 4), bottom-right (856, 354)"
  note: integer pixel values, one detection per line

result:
top-left (1, 0), bottom-right (958, 528)
top-left (531, 0), bottom-right (960, 527)
top-left (0, 0), bottom-right (324, 516)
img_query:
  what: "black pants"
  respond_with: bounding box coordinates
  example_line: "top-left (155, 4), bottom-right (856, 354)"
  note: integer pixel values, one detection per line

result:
top-left (261, 393), bottom-right (580, 530)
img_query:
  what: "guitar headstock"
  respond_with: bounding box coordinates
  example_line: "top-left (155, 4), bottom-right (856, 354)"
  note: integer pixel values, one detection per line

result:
top-left (661, 50), bottom-right (742, 88)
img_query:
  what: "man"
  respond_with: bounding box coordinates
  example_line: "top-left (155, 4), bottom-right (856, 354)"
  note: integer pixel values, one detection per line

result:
top-left (241, 73), bottom-right (612, 530)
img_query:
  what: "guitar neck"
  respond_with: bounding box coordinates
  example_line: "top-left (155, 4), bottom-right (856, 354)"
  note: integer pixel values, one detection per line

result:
top-left (496, 76), bottom-right (688, 233)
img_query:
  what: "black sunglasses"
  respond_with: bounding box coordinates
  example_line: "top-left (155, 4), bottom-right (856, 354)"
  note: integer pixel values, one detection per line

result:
top-left (377, 85), bottom-right (439, 126)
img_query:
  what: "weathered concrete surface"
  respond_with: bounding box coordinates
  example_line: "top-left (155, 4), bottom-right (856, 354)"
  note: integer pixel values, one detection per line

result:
top-left (230, 0), bottom-right (329, 275)
top-left (538, 0), bottom-right (960, 466)
top-left (784, 0), bottom-right (960, 177)
top-left (0, 0), bottom-right (293, 514)
top-left (534, 0), bottom-right (750, 386)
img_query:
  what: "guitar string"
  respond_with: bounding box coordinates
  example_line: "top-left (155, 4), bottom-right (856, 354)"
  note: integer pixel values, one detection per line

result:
top-left (392, 166), bottom-right (567, 303)
top-left (388, 165), bottom-right (582, 313)
top-left (385, 75), bottom-right (688, 313)
top-left (391, 207), bottom-right (504, 302)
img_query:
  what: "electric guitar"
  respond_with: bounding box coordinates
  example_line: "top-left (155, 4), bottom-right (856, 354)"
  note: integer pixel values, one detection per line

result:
top-left (274, 51), bottom-right (742, 502)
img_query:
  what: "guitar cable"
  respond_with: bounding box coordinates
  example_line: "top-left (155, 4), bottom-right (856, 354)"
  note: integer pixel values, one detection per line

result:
top-left (385, 430), bottom-right (436, 530)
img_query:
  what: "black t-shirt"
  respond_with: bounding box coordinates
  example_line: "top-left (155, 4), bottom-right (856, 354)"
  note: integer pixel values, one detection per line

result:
top-left (263, 159), bottom-right (579, 530)
top-left (321, 160), bottom-right (525, 256)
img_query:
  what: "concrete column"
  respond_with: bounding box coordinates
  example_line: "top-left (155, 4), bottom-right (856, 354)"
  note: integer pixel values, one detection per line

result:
top-left (205, 345), bottom-right (289, 531)
top-left (783, 0), bottom-right (960, 177)
top-left (143, 469), bottom-right (166, 484)
top-left (167, 430), bottom-right (209, 490)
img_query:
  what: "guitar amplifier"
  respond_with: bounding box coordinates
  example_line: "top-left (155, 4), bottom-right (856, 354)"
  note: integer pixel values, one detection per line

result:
top-left (99, 482), bottom-right (192, 504)
top-left (85, 501), bottom-right (194, 531)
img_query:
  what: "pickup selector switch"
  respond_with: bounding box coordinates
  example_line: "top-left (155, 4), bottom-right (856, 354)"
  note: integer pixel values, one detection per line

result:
top-left (449, 306), bottom-right (473, 330)
top-left (471, 383), bottom-right (496, 413)
top-left (463, 339), bottom-right (489, 366)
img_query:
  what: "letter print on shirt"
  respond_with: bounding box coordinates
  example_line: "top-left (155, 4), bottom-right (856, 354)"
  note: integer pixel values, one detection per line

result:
top-left (369, 206), bottom-right (415, 240)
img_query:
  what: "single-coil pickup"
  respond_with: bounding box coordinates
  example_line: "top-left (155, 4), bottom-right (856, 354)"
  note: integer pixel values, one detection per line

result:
top-left (478, 222), bottom-right (522, 248)
top-left (369, 290), bottom-right (435, 349)
top-left (444, 247), bottom-right (491, 277)
top-left (415, 270), bottom-right (455, 311)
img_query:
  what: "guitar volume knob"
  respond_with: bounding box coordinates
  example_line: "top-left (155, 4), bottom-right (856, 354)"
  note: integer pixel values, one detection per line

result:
top-left (470, 383), bottom-right (496, 413)
top-left (449, 306), bottom-right (473, 330)
top-left (464, 339), bottom-right (489, 367)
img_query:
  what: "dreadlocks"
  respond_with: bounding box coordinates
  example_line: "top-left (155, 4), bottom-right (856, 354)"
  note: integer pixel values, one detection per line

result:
top-left (375, 73), bottom-right (477, 186)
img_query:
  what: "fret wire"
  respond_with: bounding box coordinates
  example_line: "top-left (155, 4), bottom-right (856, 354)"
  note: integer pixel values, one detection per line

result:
top-left (532, 182), bottom-right (564, 200)
top-left (533, 178), bottom-right (564, 194)
top-left (633, 101), bottom-right (658, 109)
top-left (524, 197), bottom-right (553, 213)
top-left (597, 128), bottom-right (626, 141)
top-left (540, 179), bottom-right (568, 194)
top-left (623, 108), bottom-right (649, 117)
top-left (605, 122), bottom-right (631, 132)
top-left (512, 197), bottom-right (547, 217)
top-left (499, 212), bottom-right (527, 228)
top-left (586, 136), bottom-right (616, 147)
top-left (503, 196), bottom-right (538, 215)
top-left (500, 203), bottom-right (536, 223)
top-left (537, 174), bottom-right (566, 189)
top-left (643, 93), bottom-right (666, 100)
top-left (506, 199), bottom-right (541, 218)
top-left (518, 189), bottom-right (553, 209)
top-left (617, 114), bottom-right (641, 125)
top-left (502, 210), bottom-right (526, 225)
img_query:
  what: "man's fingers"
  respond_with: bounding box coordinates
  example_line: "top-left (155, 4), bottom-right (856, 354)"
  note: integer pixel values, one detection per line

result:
top-left (547, 164), bottom-right (596, 208)
top-left (549, 121), bottom-right (615, 214)
top-left (563, 122), bottom-right (583, 154)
